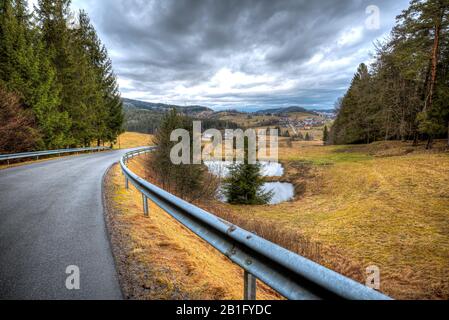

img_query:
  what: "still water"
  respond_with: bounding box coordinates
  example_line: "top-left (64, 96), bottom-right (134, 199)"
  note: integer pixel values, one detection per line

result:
top-left (204, 161), bottom-right (284, 178)
top-left (218, 182), bottom-right (295, 205)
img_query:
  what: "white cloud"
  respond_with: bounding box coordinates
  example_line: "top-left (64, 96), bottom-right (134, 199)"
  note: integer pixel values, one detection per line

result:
top-left (337, 26), bottom-right (365, 47)
top-left (27, 0), bottom-right (411, 110)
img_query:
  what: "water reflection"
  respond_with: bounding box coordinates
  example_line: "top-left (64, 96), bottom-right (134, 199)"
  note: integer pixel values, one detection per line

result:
top-left (218, 182), bottom-right (295, 205)
top-left (205, 161), bottom-right (284, 178)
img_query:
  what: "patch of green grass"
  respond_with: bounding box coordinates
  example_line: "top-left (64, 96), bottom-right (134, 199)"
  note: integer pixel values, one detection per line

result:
top-left (304, 152), bottom-right (373, 165)
top-left (279, 143), bottom-right (373, 165)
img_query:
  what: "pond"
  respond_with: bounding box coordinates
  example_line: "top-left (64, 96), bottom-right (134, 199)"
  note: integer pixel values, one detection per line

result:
top-left (261, 182), bottom-right (295, 205)
top-left (204, 161), bottom-right (284, 178)
top-left (218, 182), bottom-right (295, 205)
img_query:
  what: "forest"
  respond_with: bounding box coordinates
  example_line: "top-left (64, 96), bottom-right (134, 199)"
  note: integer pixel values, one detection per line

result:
top-left (0, 0), bottom-right (123, 153)
top-left (331, 0), bottom-right (449, 148)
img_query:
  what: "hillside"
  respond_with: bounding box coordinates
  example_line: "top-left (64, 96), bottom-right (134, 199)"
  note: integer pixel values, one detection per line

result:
top-left (122, 98), bottom-right (333, 135)
top-left (122, 98), bottom-right (213, 115)
top-left (255, 106), bottom-right (315, 115)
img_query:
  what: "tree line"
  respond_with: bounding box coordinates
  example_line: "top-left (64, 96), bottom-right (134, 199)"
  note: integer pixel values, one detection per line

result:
top-left (0, 0), bottom-right (123, 153)
top-left (331, 0), bottom-right (449, 148)
top-left (149, 110), bottom-right (272, 205)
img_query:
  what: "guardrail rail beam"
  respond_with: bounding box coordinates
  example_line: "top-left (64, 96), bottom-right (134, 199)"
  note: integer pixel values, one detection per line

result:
top-left (0, 146), bottom-right (111, 164)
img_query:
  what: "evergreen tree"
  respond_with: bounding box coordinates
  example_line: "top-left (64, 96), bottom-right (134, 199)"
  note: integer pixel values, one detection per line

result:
top-left (37, 0), bottom-right (91, 146)
top-left (0, 0), bottom-right (68, 149)
top-left (223, 137), bottom-right (273, 205)
top-left (305, 132), bottom-right (311, 141)
top-left (330, 1), bottom-right (449, 146)
top-left (323, 125), bottom-right (329, 144)
top-left (152, 110), bottom-right (211, 201)
top-left (76, 11), bottom-right (123, 146)
top-left (101, 54), bottom-right (124, 146)
top-left (0, 0), bottom-right (123, 151)
top-left (395, 0), bottom-right (449, 148)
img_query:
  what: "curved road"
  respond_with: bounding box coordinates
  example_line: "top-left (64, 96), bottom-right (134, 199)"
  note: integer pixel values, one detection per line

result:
top-left (0, 150), bottom-right (132, 300)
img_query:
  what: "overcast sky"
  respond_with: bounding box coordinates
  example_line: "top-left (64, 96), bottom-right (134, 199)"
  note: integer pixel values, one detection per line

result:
top-left (34, 0), bottom-right (411, 111)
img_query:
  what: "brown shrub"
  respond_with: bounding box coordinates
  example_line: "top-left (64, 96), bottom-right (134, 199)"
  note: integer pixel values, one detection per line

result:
top-left (0, 85), bottom-right (41, 153)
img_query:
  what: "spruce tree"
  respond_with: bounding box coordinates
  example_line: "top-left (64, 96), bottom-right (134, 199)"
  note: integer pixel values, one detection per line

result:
top-left (223, 138), bottom-right (273, 205)
top-left (305, 133), bottom-right (311, 141)
top-left (330, 1), bottom-right (449, 146)
top-left (37, 0), bottom-right (90, 147)
top-left (0, 0), bottom-right (69, 149)
top-left (0, 0), bottom-right (123, 151)
top-left (152, 110), bottom-right (209, 201)
top-left (323, 126), bottom-right (329, 144)
top-left (76, 10), bottom-right (123, 146)
top-left (101, 53), bottom-right (124, 146)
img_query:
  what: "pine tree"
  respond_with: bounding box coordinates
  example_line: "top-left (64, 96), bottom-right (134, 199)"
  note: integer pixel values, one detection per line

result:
top-left (0, 0), bottom-right (123, 151)
top-left (396, 0), bottom-right (449, 148)
top-left (151, 110), bottom-right (210, 201)
top-left (0, 0), bottom-right (69, 149)
top-left (76, 10), bottom-right (123, 146)
top-left (305, 133), bottom-right (311, 141)
top-left (37, 0), bottom-right (93, 147)
top-left (330, 1), bottom-right (449, 147)
top-left (223, 137), bottom-right (273, 205)
top-left (323, 125), bottom-right (329, 144)
top-left (101, 54), bottom-right (124, 146)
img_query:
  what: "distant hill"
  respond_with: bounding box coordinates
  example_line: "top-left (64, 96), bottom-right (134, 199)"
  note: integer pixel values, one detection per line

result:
top-left (122, 98), bottom-right (213, 115)
top-left (122, 98), bottom-right (241, 134)
top-left (254, 106), bottom-right (316, 115)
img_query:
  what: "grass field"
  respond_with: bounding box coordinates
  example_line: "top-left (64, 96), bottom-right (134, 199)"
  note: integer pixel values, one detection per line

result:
top-left (115, 132), bottom-right (154, 149)
top-left (109, 138), bottom-right (449, 299)
top-left (228, 140), bottom-right (449, 299)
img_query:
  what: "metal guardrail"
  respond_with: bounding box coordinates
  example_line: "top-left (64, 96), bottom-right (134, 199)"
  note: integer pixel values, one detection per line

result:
top-left (0, 147), bottom-right (111, 164)
top-left (120, 148), bottom-right (392, 301)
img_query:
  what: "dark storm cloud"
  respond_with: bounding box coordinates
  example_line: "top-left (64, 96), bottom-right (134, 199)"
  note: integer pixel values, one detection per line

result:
top-left (72, 0), bottom-right (411, 110)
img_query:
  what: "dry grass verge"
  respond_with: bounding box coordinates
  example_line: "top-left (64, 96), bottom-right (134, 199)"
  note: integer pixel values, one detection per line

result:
top-left (103, 163), bottom-right (280, 300)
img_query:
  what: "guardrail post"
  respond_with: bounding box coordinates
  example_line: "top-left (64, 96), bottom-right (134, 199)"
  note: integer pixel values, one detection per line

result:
top-left (142, 194), bottom-right (149, 217)
top-left (244, 271), bottom-right (257, 300)
top-left (125, 176), bottom-right (129, 189)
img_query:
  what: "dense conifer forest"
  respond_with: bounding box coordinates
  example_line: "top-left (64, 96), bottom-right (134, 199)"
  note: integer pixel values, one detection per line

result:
top-left (0, 0), bottom-right (123, 152)
top-left (331, 0), bottom-right (449, 148)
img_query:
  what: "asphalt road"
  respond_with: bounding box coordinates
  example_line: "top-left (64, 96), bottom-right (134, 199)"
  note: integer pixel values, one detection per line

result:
top-left (0, 150), bottom-right (132, 300)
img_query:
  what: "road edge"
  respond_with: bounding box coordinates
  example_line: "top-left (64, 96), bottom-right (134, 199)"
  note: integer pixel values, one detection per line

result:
top-left (101, 163), bottom-right (126, 300)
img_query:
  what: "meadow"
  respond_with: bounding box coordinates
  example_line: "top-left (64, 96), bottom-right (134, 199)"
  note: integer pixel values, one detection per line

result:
top-left (228, 139), bottom-right (449, 299)
top-left (107, 132), bottom-right (449, 299)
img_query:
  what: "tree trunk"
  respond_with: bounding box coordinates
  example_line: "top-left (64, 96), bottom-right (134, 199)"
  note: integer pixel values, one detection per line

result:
top-left (413, 132), bottom-right (419, 147)
top-left (426, 136), bottom-right (433, 150)
top-left (425, 12), bottom-right (443, 112)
